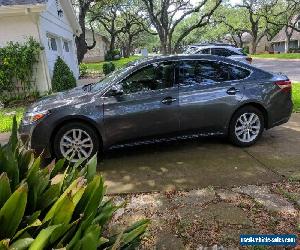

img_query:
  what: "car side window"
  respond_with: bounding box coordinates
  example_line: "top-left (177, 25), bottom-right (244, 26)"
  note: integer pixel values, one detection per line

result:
top-left (178, 60), bottom-right (231, 85)
top-left (227, 65), bottom-right (250, 80)
top-left (197, 48), bottom-right (210, 54)
top-left (211, 48), bottom-right (232, 57)
top-left (108, 62), bottom-right (174, 95)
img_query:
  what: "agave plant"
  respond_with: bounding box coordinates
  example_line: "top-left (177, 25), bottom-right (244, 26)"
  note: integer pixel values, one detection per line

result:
top-left (0, 117), bottom-right (149, 249)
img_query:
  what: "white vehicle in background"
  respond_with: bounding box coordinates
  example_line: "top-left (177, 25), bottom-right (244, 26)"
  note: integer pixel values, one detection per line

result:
top-left (184, 43), bottom-right (252, 64)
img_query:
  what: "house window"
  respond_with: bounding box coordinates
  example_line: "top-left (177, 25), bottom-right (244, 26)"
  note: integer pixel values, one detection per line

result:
top-left (63, 41), bottom-right (70, 52)
top-left (47, 36), bottom-right (57, 51)
top-left (297, 21), bottom-right (300, 29)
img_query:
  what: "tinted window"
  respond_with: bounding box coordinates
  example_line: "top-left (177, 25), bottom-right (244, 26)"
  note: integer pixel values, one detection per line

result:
top-left (178, 60), bottom-right (250, 85)
top-left (211, 48), bottom-right (233, 57)
top-left (116, 62), bottom-right (174, 94)
top-left (197, 48), bottom-right (210, 54)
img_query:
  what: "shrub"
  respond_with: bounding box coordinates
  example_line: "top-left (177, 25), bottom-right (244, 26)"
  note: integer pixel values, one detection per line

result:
top-left (105, 49), bottom-right (121, 61)
top-left (103, 62), bottom-right (116, 75)
top-left (51, 57), bottom-right (76, 92)
top-left (79, 63), bottom-right (88, 77)
top-left (0, 117), bottom-right (149, 249)
top-left (0, 37), bottom-right (42, 101)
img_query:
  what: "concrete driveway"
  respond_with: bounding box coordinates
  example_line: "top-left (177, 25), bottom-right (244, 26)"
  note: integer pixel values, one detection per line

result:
top-left (99, 114), bottom-right (300, 194)
top-left (1, 115), bottom-right (299, 194)
top-left (253, 58), bottom-right (300, 82)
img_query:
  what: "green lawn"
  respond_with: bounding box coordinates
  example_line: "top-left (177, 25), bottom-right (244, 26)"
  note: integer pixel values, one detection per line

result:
top-left (252, 53), bottom-right (300, 59)
top-left (292, 82), bottom-right (300, 112)
top-left (86, 55), bottom-right (142, 74)
top-left (0, 106), bottom-right (25, 133)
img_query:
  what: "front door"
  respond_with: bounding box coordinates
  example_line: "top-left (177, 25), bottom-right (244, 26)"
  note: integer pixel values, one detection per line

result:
top-left (103, 61), bottom-right (179, 146)
top-left (177, 60), bottom-right (248, 132)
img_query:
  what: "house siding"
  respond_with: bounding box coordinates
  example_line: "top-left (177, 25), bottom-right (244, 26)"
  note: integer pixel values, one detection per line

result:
top-left (39, 0), bottom-right (79, 79)
top-left (0, 14), bottom-right (49, 92)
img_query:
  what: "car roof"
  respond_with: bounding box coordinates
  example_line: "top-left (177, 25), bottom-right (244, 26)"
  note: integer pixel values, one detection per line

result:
top-left (132, 54), bottom-right (252, 69)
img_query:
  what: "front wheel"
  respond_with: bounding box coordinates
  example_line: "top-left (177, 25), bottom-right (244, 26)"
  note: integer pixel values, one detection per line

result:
top-left (53, 122), bottom-right (99, 162)
top-left (229, 106), bottom-right (264, 147)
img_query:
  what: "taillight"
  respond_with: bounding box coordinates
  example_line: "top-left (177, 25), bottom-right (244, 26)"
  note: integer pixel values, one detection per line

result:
top-left (275, 80), bottom-right (292, 92)
top-left (246, 57), bottom-right (252, 64)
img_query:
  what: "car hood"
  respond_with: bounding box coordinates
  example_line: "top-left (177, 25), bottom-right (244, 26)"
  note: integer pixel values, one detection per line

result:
top-left (27, 85), bottom-right (101, 113)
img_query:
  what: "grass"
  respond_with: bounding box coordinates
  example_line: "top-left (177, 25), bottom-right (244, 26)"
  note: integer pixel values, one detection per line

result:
top-left (86, 55), bottom-right (142, 74)
top-left (0, 106), bottom-right (25, 133)
top-left (251, 53), bottom-right (300, 59)
top-left (292, 82), bottom-right (300, 112)
top-left (0, 81), bottom-right (299, 133)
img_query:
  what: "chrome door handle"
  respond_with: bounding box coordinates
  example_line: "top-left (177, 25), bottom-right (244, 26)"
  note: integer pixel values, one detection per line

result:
top-left (226, 87), bottom-right (240, 95)
top-left (161, 97), bottom-right (177, 104)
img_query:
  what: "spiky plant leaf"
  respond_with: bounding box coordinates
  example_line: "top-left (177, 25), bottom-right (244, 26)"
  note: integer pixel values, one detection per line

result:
top-left (9, 238), bottom-right (34, 250)
top-left (0, 173), bottom-right (11, 208)
top-left (0, 183), bottom-right (28, 239)
top-left (28, 225), bottom-right (61, 250)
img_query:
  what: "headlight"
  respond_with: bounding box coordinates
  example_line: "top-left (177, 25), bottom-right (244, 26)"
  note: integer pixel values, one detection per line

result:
top-left (22, 110), bottom-right (49, 125)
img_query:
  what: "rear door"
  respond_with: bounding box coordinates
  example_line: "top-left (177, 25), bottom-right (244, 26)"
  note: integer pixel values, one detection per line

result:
top-left (177, 60), bottom-right (249, 132)
top-left (103, 61), bottom-right (179, 146)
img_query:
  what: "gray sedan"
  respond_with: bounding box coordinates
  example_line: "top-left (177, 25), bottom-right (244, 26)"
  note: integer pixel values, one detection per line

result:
top-left (19, 55), bottom-right (293, 162)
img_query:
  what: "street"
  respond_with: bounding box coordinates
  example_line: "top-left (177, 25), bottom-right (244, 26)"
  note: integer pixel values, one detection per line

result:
top-left (253, 58), bottom-right (300, 82)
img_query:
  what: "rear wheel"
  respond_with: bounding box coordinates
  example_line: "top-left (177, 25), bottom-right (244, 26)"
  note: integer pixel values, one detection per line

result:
top-left (229, 106), bottom-right (264, 147)
top-left (53, 122), bottom-right (99, 162)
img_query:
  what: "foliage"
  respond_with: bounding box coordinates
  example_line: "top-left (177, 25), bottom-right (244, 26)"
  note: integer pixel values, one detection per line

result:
top-left (0, 107), bottom-right (25, 133)
top-left (105, 50), bottom-right (121, 61)
top-left (0, 117), bottom-right (149, 249)
top-left (51, 57), bottom-right (76, 92)
top-left (103, 62), bottom-right (116, 75)
top-left (0, 37), bottom-right (42, 101)
top-left (292, 83), bottom-right (300, 112)
top-left (79, 63), bottom-right (88, 77)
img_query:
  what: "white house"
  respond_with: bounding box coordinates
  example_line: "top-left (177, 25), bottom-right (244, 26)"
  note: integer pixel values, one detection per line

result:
top-left (0, 0), bottom-right (82, 93)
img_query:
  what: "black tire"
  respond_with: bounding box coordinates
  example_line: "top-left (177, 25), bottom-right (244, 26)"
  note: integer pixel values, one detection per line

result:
top-left (53, 122), bottom-right (100, 161)
top-left (229, 106), bottom-right (264, 147)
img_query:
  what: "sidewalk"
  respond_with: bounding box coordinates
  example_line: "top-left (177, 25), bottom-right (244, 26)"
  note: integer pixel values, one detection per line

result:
top-left (107, 181), bottom-right (300, 249)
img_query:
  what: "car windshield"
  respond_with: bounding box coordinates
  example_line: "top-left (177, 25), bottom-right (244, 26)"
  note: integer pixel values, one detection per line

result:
top-left (90, 64), bottom-right (135, 92)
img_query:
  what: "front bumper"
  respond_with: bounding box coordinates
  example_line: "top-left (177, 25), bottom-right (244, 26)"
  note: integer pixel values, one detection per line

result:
top-left (18, 122), bottom-right (51, 158)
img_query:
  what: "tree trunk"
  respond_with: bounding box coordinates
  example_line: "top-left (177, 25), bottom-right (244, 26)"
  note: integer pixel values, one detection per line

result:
top-left (251, 39), bottom-right (257, 54)
top-left (75, 9), bottom-right (88, 64)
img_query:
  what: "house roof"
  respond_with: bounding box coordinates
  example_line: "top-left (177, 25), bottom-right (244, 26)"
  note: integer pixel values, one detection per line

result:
top-left (271, 15), bottom-right (300, 43)
top-left (0, 0), bottom-right (46, 5)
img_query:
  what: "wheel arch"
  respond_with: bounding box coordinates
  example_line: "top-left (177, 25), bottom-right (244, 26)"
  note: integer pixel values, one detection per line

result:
top-left (49, 115), bottom-right (104, 157)
top-left (230, 102), bottom-right (269, 129)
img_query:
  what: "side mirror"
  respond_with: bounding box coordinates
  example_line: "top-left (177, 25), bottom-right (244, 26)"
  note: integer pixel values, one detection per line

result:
top-left (108, 85), bottom-right (124, 96)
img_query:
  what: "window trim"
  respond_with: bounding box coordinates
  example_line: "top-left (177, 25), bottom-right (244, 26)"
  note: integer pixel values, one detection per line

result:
top-left (63, 40), bottom-right (70, 52)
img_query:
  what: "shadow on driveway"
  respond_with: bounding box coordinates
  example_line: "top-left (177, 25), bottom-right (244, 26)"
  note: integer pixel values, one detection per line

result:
top-left (98, 114), bottom-right (300, 194)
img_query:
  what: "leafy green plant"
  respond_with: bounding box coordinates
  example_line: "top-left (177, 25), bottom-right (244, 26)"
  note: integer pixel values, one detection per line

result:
top-left (0, 117), bottom-right (149, 249)
top-left (105, 50), bottom-right (121, 61)
top-left (79, 63), bottom-right (88, 77)
top-left (51, 57), bottom-right (76, 92)
top-left (103, 62), bottom-right (116, 75)
top-left (0, 37), bottom-right (42, 102)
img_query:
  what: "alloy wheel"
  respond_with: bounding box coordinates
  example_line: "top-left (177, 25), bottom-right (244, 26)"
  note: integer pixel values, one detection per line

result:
top-left (234, 112), bottom-right (261, 143)
top-left (59, 128), bottom-right (94, 162)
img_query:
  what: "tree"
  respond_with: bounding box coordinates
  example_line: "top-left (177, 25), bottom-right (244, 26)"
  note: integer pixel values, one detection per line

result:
top-left (236, 0), bottom-right (276, 54)
top-left (72, 0), bottom-right (97, 63)
top-left (140, 0), bottom-right (222, 54)
top-left (263, 0), bottom-right (300, 52)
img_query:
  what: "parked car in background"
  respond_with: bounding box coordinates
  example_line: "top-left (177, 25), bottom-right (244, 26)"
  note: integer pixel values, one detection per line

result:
top-left (19, 55), bottom-right (292, 162)
top-left (184, 43), bottom-right (252, 64)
